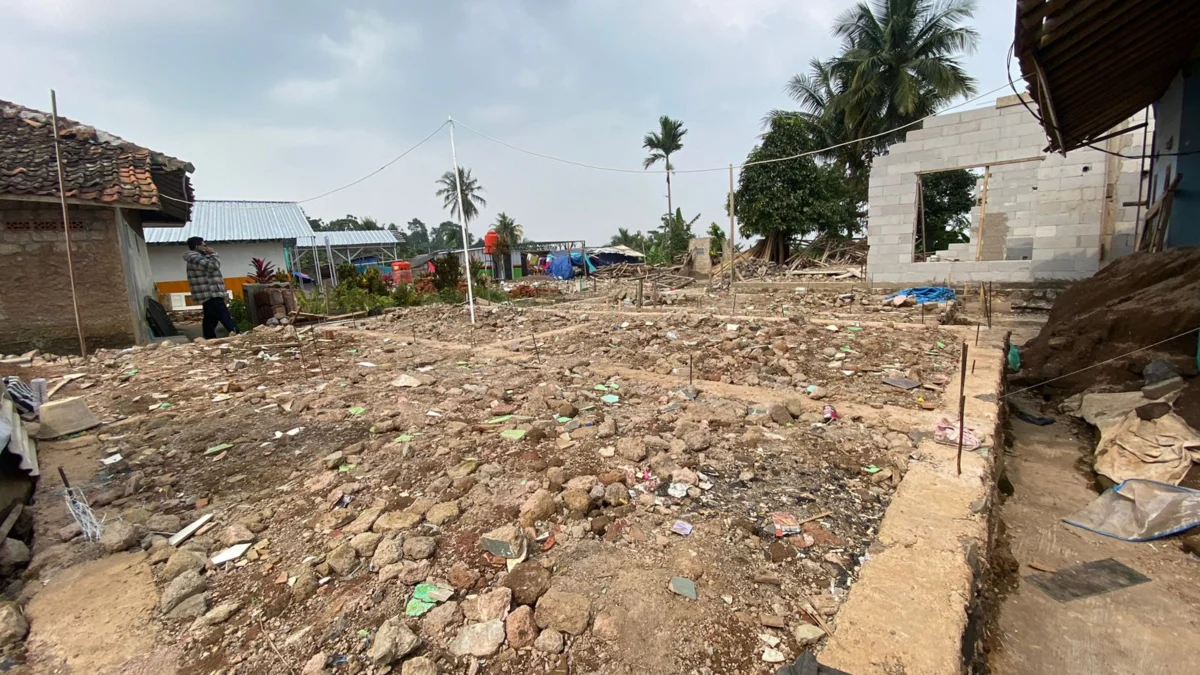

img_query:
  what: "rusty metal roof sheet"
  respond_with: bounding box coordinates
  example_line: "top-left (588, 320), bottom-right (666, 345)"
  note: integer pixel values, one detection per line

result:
top-left (1014, 0), bottom-right (1200, 153)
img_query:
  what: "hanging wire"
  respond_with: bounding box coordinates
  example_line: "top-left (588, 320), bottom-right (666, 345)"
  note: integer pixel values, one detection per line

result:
top-left (157, 120), bottom-right (450, 210)
top-left (453, 81), bottom-right (1021, 175)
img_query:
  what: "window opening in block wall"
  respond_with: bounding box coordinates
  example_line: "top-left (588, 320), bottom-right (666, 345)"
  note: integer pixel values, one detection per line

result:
top-left (913, 167), bottom-right (981, 262)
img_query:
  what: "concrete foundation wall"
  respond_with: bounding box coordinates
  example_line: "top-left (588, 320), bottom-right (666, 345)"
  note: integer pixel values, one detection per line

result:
top-left (0, 200), bottom-right (139, 354)
top-left (867, 96), bottom-right (1149, 284)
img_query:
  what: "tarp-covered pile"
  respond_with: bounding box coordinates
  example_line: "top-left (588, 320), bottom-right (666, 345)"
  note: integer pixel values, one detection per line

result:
top-left (1066, 389), bottom-right (1200, 485)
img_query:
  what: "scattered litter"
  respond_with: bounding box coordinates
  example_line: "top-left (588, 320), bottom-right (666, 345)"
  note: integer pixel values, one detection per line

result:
top-left (1015, 411), bottom-right (1054, 426)
top-left (356, 362), bottom-right (377, 368)
top-left (285, 427), bottom-right (303, 437)
top-left (169, 513), bottom-right (214, 546)
top-left (863, 465), bottom-right (882, 474)
top-left (667, 483), bottom-right (690, 498)
top-left (480, 524), bottom-right (527, 559)
top-left (348, 406), bottom-right (366, 417)
top-left (1007, 344), bottom-right (1021, 372)
top-left (600, 394), bottom-right (620, 405)
top-left (769, 513), bottom-right (801, 537)
top-left (100, 453), bottom-right (124, 466)
top-left (825, 325), bottom-right (839, 332)
top-left (935, 418), bottom-right (980, 450)
top-left (822, 405), bottom-right (839, 423)
top-left (500, 429), bottom-right (527, 441)
top-left (882, 376), bottom-right (920, 390)
top-left (671, 520), bottom-right (693, 536)
top-left (487, 415), bottom-right (514, 424)
top-left (395, 434), bottom-right (414, 442)
top-left (1064, 479), bottom-right (1200, 541)
top-left (763, 649), bottom-right (786, 663)
top-left (1027, 558), bottom-right (1149, 602)
top-left (204, 443), bottom-right (233, 455)
top-left (669, 577), bottom-right (697, 600)
top-left (211, 543), bottom-right (252, 565)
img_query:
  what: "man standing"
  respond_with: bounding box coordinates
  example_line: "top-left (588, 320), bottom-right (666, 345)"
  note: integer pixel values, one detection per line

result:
top-left (185, 236), bottom-right (239, 339)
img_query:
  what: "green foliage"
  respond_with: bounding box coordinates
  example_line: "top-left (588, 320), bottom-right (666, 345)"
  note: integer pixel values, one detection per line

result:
top-left (918, 169), bottom-right (975, 254)
top-left (707, 222), bottom-right (726, 259)
top-left (335, 262), bottom-right (358, 284)
top-left (468, 259), bottom-right (489, 289)
top-left (767, 0), bottom-right (979, 192)
top-left (407, 218), bottom-right (431, 254)
top-left (358, 266), bottom-right (389, 296)
top-left (735, 117), bottom-right (860, 248)
top-left (432, 254), bottom-right (462, 291)
top-left (309, 214), bottom-right (387, 232)
top-left (492, 212), bottom-right (523, 253)
top-left (432, 221), bottom-right (463, 251)
top-left (643, 115), bottom-right (687, 215)
top-left (228, 297), bottom-right (251, 332)
top-left (659, 208), bottom-right (697, 260)
top-left (475, 285), bottom-right (509, 304)
top-left (435, 167), bottom-right (487, 225)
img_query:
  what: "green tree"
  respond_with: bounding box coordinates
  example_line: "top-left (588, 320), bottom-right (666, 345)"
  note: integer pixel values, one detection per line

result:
top-left (707, 222), bottom-right (727, 259)
top-left (432, 220), bottom-right (462, 251)
top-left (608, 227), bottom-right (638, 248)
top-left (642, 116), bottom-right (687, 217)
top-left (735, 116), bottom-right (860, 263)
top-left (492, 212), bottom-right (523, 253)
top-left (436, 167), bottom-right (487, 226)
top-left (768, 0), bottom-right (979, 194)
top-left (407, 218), bottom-right (431, 254)
top-left (917, 169), bottom-right (975, 255)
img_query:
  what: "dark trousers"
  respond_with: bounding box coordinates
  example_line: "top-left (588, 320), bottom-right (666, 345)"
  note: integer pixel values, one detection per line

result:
top-left (202, 297), bottom-right (239, 339)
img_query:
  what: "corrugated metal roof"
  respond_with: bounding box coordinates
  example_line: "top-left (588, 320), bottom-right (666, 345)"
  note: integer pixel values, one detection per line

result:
top-left (144, 200), bottom-right (313, 244)
top-left (1015, 0), bottom-right (1200, 153)
top-left (304, 230), bottom-right (401, 247)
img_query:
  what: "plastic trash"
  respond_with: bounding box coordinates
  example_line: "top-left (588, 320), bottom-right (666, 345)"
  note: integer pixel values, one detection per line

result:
top-left (1007, 344), bottom-right (1021, 372)
top-left (822, 405), bottom-right (839, 423)
top-left (1065, 479), bottom-right (1200, 541)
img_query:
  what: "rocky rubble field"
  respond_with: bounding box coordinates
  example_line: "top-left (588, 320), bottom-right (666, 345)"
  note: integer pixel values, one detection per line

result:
top-left (5, 300), bottom-right (950, 674)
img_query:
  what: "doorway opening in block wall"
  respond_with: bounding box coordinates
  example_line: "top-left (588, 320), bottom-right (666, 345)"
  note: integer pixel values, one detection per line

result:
top-left (913, 157), bottom-right (1044, 263)
top-left (912, 167), bottom-right (981, 262)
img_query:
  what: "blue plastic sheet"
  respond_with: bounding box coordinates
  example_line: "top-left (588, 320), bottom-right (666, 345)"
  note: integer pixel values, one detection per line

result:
top-left (883, 286), bottom-right (956, 304)
top-left (1065, 479), bottom-right (1200, 541)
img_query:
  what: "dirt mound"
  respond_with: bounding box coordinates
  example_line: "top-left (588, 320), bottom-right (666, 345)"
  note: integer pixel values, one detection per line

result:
top-left (1020, 247), bottom-right (1200, 395)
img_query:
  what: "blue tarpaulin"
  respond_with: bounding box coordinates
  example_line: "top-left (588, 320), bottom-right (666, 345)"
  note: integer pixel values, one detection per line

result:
top-left (884, 286), bottom-right (956, 304)
top-left (548, 255), bottom-right (575, 279)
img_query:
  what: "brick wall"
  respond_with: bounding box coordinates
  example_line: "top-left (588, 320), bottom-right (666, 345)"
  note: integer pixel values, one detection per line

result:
top-left (866, 96), bottom-right (1146, 284)
top-left (0, 200), bottom-right (137, 354)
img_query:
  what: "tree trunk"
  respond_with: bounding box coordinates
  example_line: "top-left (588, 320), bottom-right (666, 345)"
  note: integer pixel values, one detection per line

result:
top-left (665, 170), bottom-right (673, 218)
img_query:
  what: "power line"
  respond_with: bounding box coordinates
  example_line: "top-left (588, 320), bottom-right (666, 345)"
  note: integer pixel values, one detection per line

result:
top-left (158, 120), bottom-right (449, 210)
top-left (1005, 42), bottom-right (1200, 159)
top-left (454, 81), bottom-right (1023, 176)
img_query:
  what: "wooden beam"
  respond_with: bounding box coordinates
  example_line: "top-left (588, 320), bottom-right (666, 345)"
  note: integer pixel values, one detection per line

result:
top-left (975, 166), bottom-right (992, 262)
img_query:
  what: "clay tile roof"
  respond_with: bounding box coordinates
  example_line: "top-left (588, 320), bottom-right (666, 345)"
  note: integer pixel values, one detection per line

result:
top-left (0, 99), bottom-right (195, 220)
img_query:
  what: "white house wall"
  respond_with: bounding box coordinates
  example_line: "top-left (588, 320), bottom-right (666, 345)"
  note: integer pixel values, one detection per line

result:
top-left (149, 241), bottom-right (290, 284)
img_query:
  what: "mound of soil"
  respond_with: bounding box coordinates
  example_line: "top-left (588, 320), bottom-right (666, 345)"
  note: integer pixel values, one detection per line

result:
top-left (1020, 247), bottom-right (1200, 398)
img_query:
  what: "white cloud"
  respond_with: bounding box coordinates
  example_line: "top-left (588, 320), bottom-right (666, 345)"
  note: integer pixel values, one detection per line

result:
top-left (269, 10), bottom-right (419, 105)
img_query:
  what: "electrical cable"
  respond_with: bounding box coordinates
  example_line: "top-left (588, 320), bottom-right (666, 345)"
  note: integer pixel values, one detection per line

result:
top-left (1005, 42), bottom-right (1200, 159)
top-left (157, 120), bottom-right (449, 210)
top-left (1003, 326), bottom-right (1200, 399)
top-left (455, 81), bottom-right (1023, 175)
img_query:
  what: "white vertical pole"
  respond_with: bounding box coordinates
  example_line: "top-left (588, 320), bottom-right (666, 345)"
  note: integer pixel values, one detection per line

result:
top-left (448, 117), bottom-right (476, 324)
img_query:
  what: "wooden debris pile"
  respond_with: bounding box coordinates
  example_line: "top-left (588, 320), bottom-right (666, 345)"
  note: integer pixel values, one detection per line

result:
top-left (713, 235), bottom-right (867, 282)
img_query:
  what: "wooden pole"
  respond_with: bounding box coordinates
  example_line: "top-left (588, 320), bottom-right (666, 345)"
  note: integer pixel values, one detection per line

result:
top-left (974, 166), bottom-right (991, 262)
top-left (728, 164), bottom-right (736, 290)
top-left (957, 343), bottom-right (969, 476)
top-left (50, 90), bottom-right (87, 357)
top-left (918, 175), bottom-right (927, 260)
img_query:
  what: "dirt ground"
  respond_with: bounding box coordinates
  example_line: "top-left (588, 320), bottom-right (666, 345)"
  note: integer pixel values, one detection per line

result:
top-left (0, 286), bottom-right (986, 674)
top-left (987, 393), bottom-right (1200, 674)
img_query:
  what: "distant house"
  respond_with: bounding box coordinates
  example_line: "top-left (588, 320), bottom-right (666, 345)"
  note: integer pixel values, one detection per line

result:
top-left (0, 99), bottom-right (194, 354)
top-left (146, 200), bottom-right (313, 306)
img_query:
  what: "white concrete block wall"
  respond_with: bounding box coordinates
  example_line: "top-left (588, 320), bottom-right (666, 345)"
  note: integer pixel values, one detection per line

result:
top-left (867, 98), bottom-right (1145, 284)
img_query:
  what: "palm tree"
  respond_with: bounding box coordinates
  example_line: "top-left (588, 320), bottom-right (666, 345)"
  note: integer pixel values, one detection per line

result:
top-left (608, 227), bottom-right (638, 248)
top-left (492, 212), bottom-right (523, 252)
top-left (435, 166), bottom-right (487, 226)
top-left (832, 0), bottom-right (979, 142)
top-left (642, 116), bottom-right (687, 217)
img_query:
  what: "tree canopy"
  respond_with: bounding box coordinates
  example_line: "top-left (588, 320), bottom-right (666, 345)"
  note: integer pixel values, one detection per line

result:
top-left (643, 116), bottom-right (687, 217)
top-left (435, 167), bottom-right (487, 225)
top-left (917, 169), bottom-right (975, 255)
top-left (734, 116), bottom-right (860, 260)
top-left (491, 212), bottom-right (523, 252)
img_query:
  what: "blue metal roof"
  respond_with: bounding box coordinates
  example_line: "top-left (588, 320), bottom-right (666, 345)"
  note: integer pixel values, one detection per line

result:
top-left (144, 200), bottom-right (314, 244)
top-left (304, 230), bottom-right (401, 247)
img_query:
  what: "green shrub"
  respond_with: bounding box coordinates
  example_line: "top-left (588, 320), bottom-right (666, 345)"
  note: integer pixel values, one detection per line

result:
top-left (432, 254), bottom-right (462, 291)
top-left (228, 297), bottom-right (252, 332)
top-left (359, 266), bottom-right (388, 296)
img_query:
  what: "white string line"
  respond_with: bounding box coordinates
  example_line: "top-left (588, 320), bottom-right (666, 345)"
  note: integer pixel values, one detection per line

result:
top-left (1003, 326), bottom-right (1200, 399)
top-left (157, 120), bottom-right (449, 210)
top-left (455, 81), bottom-right (1022, 175)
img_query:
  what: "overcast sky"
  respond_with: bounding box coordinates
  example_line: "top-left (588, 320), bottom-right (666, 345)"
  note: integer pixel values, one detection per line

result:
top-left (0, 0), bottom-right (1022, 244)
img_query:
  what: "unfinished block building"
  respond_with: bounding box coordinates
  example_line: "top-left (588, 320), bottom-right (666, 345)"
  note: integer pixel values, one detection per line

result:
top-left (866, 95), bottom-right (1149, 284)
